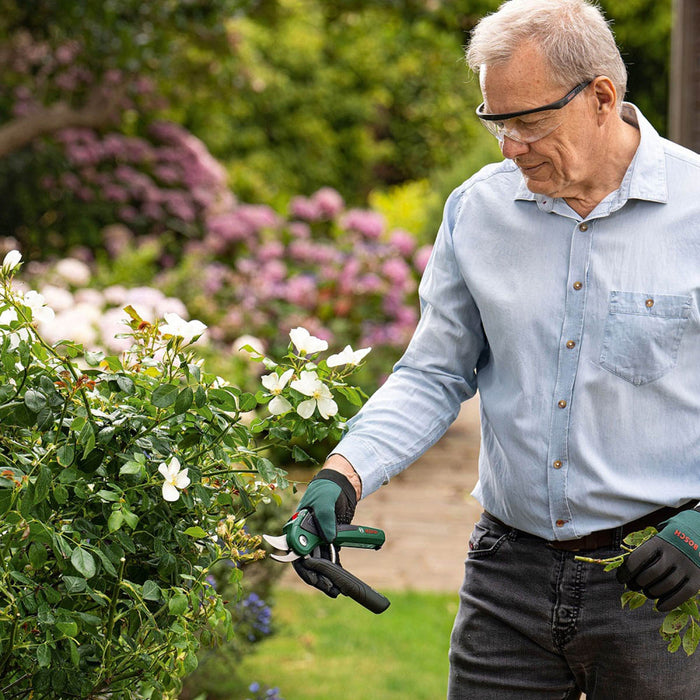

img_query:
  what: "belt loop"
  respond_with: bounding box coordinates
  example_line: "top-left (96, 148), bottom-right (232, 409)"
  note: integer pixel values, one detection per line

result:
top-left (611, 526), bottom-right (624, 549)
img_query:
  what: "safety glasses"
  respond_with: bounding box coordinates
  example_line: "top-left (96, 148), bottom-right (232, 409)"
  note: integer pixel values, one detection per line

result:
top-left (476, 80), bottom-right (593, 144)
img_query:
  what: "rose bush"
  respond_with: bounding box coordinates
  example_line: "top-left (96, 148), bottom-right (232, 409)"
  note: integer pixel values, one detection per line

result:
top-left (0, 251), bottom-right (370, 699)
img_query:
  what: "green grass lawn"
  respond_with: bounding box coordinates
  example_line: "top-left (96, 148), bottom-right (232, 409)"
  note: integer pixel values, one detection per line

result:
top-left (186, 588), bottom-right (459, 700)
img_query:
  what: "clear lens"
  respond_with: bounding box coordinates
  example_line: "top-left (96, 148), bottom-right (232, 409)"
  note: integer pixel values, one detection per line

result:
top-left (480, 116), bottom-right (563, 144)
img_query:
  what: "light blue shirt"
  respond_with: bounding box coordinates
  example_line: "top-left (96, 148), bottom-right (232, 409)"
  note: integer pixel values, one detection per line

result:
top-left (334, 104), bottom-right (700, 540)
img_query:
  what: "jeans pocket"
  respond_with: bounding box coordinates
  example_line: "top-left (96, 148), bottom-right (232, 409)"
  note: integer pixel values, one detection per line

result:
top-left (468, 516), bottom-right (511, 558)
top-left (598, 291), bottom-right (692, 386)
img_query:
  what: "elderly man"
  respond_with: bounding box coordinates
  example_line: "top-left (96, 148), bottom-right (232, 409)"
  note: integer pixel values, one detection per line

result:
top-left (291, 0), bottom-right (700, 697)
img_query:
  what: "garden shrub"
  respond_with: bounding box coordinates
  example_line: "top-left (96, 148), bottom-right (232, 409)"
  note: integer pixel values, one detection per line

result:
top-left (0, 250), bottom-right (370, 699)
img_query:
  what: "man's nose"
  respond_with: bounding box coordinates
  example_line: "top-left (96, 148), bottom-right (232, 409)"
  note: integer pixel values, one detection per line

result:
top-left (500, 135), bottom-right (530, 160)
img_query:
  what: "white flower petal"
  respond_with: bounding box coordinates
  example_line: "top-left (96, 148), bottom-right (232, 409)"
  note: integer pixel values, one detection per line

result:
top-left (278, 368), bottom-right (294, 388)
top-left (289, 326), bottom-right (328, 355)
top-left (291, 370), bottom-right (319, 396)
top-left (326, 346), bottom-right (354, 367)
top-left (296, 398), bottom-right (317, 419)
top-left (352, 347), bottom-right (372, 363)
top-left (269, 395), bottom-right (292, 415)
top-left (158, 462), bottom-right (170, 478)
top-left (174, 469), bottom-right (190, 489)
top-left (162, 482), bottom-right (181, 501)
top-left (261, 373), bottom-right (279, 391)
top-left (317, 397), bottom-right (338, 419)
top-left (2, 250), bottom-right (22, 273)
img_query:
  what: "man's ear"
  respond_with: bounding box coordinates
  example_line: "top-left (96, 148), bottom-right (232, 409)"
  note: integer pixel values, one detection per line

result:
top-left (592, 76), bottom-right (617, 122)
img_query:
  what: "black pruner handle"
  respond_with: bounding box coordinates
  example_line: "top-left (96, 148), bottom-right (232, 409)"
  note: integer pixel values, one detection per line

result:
top-left (302, 557), bottom-right (391, 614)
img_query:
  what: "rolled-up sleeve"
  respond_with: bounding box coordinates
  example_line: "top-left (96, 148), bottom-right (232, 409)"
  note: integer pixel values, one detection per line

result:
top-left (332, 185), bottom-right (487, 497)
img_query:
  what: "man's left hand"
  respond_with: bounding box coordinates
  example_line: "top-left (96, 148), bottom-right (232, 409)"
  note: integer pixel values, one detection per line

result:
top-left (617, 508), bottom-right (700, 612)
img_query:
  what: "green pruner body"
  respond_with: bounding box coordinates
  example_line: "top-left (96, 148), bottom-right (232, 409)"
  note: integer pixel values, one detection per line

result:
top-left (283, 509), bottom-right (386, 557)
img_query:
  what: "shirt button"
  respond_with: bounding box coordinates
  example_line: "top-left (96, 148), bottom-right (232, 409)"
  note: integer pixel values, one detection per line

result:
top-left (573, 281), bottom-right (583, 290)
top-left (645, 298), bottom-right (654, 308)
top-left (553, 460), bottom-right (563, 469)
top-left (579, 223), bottom-right (588, 232)
top-left (556, 519), bottom-right (567, 527)
top-left (566, 340), bottom-right (576, 349)
top-left (558, 400), bottom-right (567, 409)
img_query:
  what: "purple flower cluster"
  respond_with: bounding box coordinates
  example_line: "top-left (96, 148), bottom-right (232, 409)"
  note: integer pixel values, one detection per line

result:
top-left (8, 35), bottom-right (433, 371)
top-left (193, 186), bottom-right (429, 356)
top-left (246, 682), bottom-right (284, 700)
top-left (235, 592), bottom-right (273, 642)
top-left (48, 122), bottom-right (232, 233)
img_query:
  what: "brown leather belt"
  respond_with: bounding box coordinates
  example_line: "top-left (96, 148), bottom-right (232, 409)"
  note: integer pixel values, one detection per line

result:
top-left (485, 501), bottom-right (697, 552)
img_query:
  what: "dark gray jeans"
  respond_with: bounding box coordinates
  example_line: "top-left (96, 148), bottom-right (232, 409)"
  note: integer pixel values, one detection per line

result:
top-left (448, 512), bottom-right (700, 699)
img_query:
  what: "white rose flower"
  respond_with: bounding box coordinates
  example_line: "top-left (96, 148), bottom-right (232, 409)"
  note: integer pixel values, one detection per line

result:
top-left (261, 368), bottom-right (294, 415)
top-left (326, 344), bottom-right (372, 368)
top-left (159, 312), bottom-right (207, 344)
top-left (289, 327), bottom-right (328, 356)
top-left (158, 457), bottom-right (191, 502)
top-left (2, 250), bottom-right (22, 273)
top-left (290, 370), bottom-right (338, 419)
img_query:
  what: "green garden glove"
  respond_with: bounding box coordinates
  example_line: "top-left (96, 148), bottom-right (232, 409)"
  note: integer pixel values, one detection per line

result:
top-left (295, 468), bottom-right (357, 543)
top-left (291, 468), bottom-right (358, 598)
top-left (617, 508), bottom-right (700, 612)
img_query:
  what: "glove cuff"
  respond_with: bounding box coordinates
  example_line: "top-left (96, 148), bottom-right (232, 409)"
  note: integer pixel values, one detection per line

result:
top-left (313, 468), bottom-right (357, 509)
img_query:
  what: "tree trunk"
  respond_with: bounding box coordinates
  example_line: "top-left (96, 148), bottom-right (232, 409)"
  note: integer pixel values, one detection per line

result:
top-left (0, 90), bottom-right (124, 159)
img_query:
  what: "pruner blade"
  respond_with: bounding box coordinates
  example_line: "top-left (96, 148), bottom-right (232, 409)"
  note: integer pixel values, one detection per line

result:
top-left (263, 533), bottom-right (301, 562)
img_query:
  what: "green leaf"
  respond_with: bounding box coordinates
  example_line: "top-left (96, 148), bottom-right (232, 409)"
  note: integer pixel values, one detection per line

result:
top-left (194, 385), bottom-right (206, 407)
top-left (69, 638), bottom-right (80, 667)
top-left (143, 580), bottom-right (161, 601)
top-left (119, 461), bottom-right (143, 476)
top-left (683, 619), bottom-right (700, 656)
top-left (24, 389), bottom-right (47, 413)
top-left (662, 609), bottom-right (689, 634)
top-left (680, 598), bottom-right (700, 619)
top-left (621, 590), bottom-right (648, 610)
top-left (169, 593), bottom-right (189, 616)
top-left (55, 620), bottom-right (79, 638)
top-left (122, 509), bottom-right (139, 529)
top-left (97, 489), bottom-right (121, 502)
top-left (115, 374), bottom-right (135, 394)
top-left (238, 392), bottom-right (257, 411)
top-left (174, 386), bottom-right (194, 414)
top-left (52, 483), bottom-right (69, 504)
top-left (57, 444), bottom-right (75, 467)
top-left (34, 465), bottom-right (52, 505)
top-left (93, 547), bottom-right (117, 577)
top-left (108, 510), bottom-right (124, 532)
top-left (208, 387), bottom-right (239, 412)
top-left (36, 644), bottom-right (52, 668)
top-left (79, 422), bottom-right (96, 458)
top-left (183, 526), bottom-right (209, 539)
top-left (667, 633), bottom-right (682, 653)
top-left (97, 425), bottom-right (116, 444)
top-left (255, 456), bottom-right (279, 482)
top-left (29, 542), bottom-right (48, 570)
top-left (152, 383), bottom-right (179, 408)
top-left (62, 575), bottom-right (87, 594)
top-left (84, 350), bottom-right (105, 367)
top-left (292, 445), bottom-right (313, 463)
top-left (71, 548), bottom-right (97, 579)
top-left (102, 356), bottom-right (123, 371)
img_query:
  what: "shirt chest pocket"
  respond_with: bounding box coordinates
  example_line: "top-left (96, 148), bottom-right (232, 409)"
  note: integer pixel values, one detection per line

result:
top-left (598, 291), bottom-right (693, 386)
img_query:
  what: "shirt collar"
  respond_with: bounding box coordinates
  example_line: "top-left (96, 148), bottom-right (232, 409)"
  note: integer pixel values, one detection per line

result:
top-left (514, 103), bottom-right (668, 213)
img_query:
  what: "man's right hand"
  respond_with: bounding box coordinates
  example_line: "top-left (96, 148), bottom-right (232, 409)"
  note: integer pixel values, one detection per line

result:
top-left (290, 466), bottom-right (358, 597)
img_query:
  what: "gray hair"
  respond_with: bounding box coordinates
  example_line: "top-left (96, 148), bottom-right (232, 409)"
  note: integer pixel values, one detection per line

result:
top-left (465, 0), bottom-right (627, 108)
